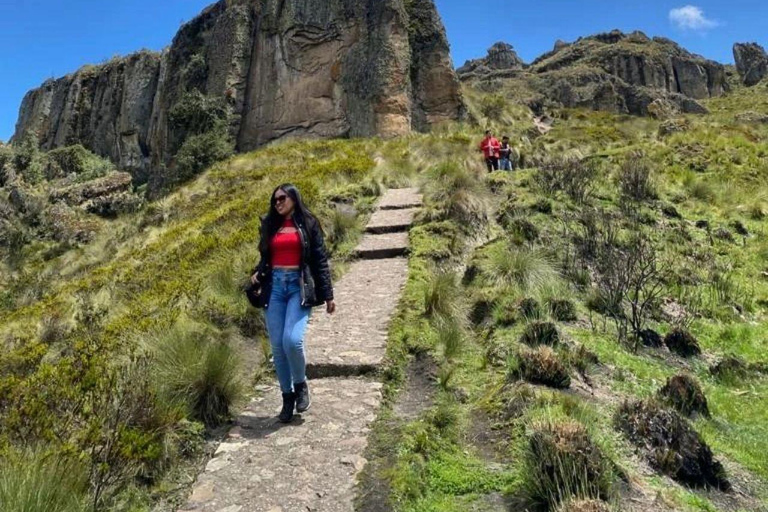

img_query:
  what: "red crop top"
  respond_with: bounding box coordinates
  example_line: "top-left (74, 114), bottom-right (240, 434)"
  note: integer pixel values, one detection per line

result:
top-left (270, 218), bottom-right (302, 267)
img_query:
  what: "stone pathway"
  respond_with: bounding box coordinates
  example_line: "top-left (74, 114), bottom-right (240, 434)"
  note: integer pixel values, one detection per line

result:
top-left (179, 188), bottom-right (422, 512)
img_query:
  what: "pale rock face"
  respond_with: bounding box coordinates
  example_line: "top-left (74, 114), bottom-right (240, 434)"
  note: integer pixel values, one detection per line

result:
top-left (13, 0), bottom-right (465, 195)
top-left (733, 42), bottom-right (768, 87)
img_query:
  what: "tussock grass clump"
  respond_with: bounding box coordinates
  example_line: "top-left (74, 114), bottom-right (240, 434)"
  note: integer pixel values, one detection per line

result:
top-left (615, 400), bottom-right (730, 490)
top-left (325, 205), bottom-right (359, 254)
top-left (423, 270), bottom-right (462, 321)
top-left (709, 356), bottom-right (750, 381)
top-left (637, 328), bottom-right (663, 348)
top-left (617, 158), bottom-right (657, 202)
top-left (519, 297), bottom-right (542, 319)
top-left (548, 298), bottom-right (577, 322)
top-left (656, 375), bottom-right (710, 418)
top-left (423, 161), bottom-right (489, 230)
top-left (0, 447), bottom-right (89, 512)
top-left (556, 499), bottom-right (611, 512)
top-left (520, 321), bottom-right (560, 347)
top-left (152, 322), bottom-right (244, 428)
top-left (522, 420), bottom-right (615, 508)
top-left (664, 328), bottom-right (701, 357)
top-left (511, 346), bottom-right (571, 389)
top-left (486, 244), bottom-right (560, 293)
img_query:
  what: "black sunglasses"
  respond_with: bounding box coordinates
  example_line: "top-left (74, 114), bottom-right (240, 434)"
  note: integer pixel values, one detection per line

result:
top-left (274, 194), bottom-right (289, 204)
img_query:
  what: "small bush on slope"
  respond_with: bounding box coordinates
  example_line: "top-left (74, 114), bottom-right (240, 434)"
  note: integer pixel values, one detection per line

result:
top-left (521, 420), bottom-right (615, 509)
top-left (0, 447), bottom-right (89, 512)
top-left (151, 321), bottom-right (244, 428)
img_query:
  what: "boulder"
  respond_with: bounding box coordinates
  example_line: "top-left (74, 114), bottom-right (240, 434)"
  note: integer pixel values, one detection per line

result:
top-left (733, 43), bottom-right (768, 86)
top-left (13, 0), bottom-right (465, 195)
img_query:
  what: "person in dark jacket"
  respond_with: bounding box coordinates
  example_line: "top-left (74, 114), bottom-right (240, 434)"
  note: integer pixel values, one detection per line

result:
top-left (251, 184), bottom-right (336, 423)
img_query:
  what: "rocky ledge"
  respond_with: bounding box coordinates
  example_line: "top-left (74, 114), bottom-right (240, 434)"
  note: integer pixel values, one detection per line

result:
top-left (13, 0), bottom-right (465, 196)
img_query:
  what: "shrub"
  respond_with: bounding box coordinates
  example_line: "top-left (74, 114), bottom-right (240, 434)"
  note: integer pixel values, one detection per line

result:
top-left (656, 375), bottom-right (710, 418)
top-left (549, 298), bottom-right (577, 322)
top-left (618, 158), bottom-right (656, 201)
top-left (0, 447), bottom-right (89, 512)
top-left (13, 133), bottom-right (44, 184)
top-left (46, 144), bottom-right (113, 181)
top-left (174, 128), bottom-right (234, 184)
top-left (535, 157), bottom-right (598, 203)
top-left (521, 420), bottom-right (615, 508)
top-left (615, 400), bottom-right (729, 490)
top-left (479, 94), bottom-right (507, 121)
top-left (520, 321), bottom-right (560, 347)
top-left (511, 346), bottom-right (570, 388)
top-left (152, 322), bottom-right (244, 428)
top-left (168, 90), bottom-right (228, 137)
top-left (664, 329), bottom-right (701, 357)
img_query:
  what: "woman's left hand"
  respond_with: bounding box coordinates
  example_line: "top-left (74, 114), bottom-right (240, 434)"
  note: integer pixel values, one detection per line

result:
top-left (326, 300), bottom-right (337, 315)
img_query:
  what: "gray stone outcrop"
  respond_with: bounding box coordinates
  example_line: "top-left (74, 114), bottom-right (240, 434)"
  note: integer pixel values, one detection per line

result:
top-left (733, 42), bottom-right (768, 87)
top-left (461, 30), bottom-right (728, 117)
top-left (13, 0), bottom-right (465, 195)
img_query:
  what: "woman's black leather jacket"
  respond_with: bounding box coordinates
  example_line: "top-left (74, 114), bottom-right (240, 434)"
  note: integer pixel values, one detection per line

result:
top-left (252, 213), bottom-right (333, 309)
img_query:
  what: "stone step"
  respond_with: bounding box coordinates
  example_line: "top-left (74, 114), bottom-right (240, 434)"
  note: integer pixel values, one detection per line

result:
top-left (377, 187), bottom-right (423, 210)
top-left (354, 232), bottom-right (409, 259)
top-left (365, 207), bottom-right (418, 234)
top-left (306, 258), bottom-right (409, 378)
top-left (180, 378), bottom-right (382, 512)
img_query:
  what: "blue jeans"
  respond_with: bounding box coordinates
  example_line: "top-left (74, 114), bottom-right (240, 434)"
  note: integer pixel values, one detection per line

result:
top-left (500, 157), bottom-right (512, 171)
top-left (265, 270), bottom-right (311, 393)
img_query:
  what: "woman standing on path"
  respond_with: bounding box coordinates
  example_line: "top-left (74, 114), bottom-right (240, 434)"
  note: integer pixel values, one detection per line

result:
top-left (251, 184), bottom-right (336, 423)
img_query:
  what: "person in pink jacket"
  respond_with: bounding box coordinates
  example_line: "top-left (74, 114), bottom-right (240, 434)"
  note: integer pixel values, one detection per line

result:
top-left (479, 130), bottom-right (501, 172)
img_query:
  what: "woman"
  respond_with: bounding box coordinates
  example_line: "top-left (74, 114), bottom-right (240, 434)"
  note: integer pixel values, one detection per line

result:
top-left (251, 184), bottom-right (336, 423)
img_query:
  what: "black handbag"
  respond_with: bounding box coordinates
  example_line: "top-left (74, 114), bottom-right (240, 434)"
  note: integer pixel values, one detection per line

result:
top-left (244, 280), bottom-right (263, 308)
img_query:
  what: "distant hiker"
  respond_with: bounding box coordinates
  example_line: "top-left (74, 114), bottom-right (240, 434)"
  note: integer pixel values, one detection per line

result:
top-left (479, 130), bottom-right (500, 172)
top-left (499, 135), bottom-right (514, 171)
top-left (250, 184), bottom-right (336, 423)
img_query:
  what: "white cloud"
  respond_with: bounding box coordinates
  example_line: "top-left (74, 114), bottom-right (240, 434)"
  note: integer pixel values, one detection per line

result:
top-left (669, 5), bottom-right (719, 31)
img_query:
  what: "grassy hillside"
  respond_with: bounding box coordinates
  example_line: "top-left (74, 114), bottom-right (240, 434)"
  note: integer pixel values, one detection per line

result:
top-left (0, 136), bottom-right (414, 510)
top-left (0, 73), bottom-right (766, 511)
top-left (359, 79), bottom-right (768, 512)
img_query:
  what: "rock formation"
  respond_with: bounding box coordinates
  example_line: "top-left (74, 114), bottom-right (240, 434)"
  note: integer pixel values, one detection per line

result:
top-left (457, 42), bottom-right (525, 78)
top-left (460, 30), bottom-right (728, 117)
top-left (13, 0), bottom-right (465, 195)
top-left (733, 42), bottom-right (768, 87)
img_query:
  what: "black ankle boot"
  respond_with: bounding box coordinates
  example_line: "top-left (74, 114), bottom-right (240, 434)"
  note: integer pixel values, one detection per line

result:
top-left (279, 392), bottom-right (296, 423)
top-left (294, 381), bottom-right (311, 413)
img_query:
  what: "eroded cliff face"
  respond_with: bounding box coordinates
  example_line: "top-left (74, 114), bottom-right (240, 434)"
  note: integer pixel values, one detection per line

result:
top-left (460, 30), bottom-right (728, 117)
top-left (13, 0), bottom-right (464, 193)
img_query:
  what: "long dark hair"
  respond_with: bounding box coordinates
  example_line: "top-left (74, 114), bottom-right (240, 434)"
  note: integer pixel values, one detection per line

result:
top-left (259, 183), bottom-right (319, 253)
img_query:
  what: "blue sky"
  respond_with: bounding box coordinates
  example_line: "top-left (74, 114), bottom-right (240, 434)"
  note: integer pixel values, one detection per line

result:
top-left (1, 0), bottom-right (766, 141)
